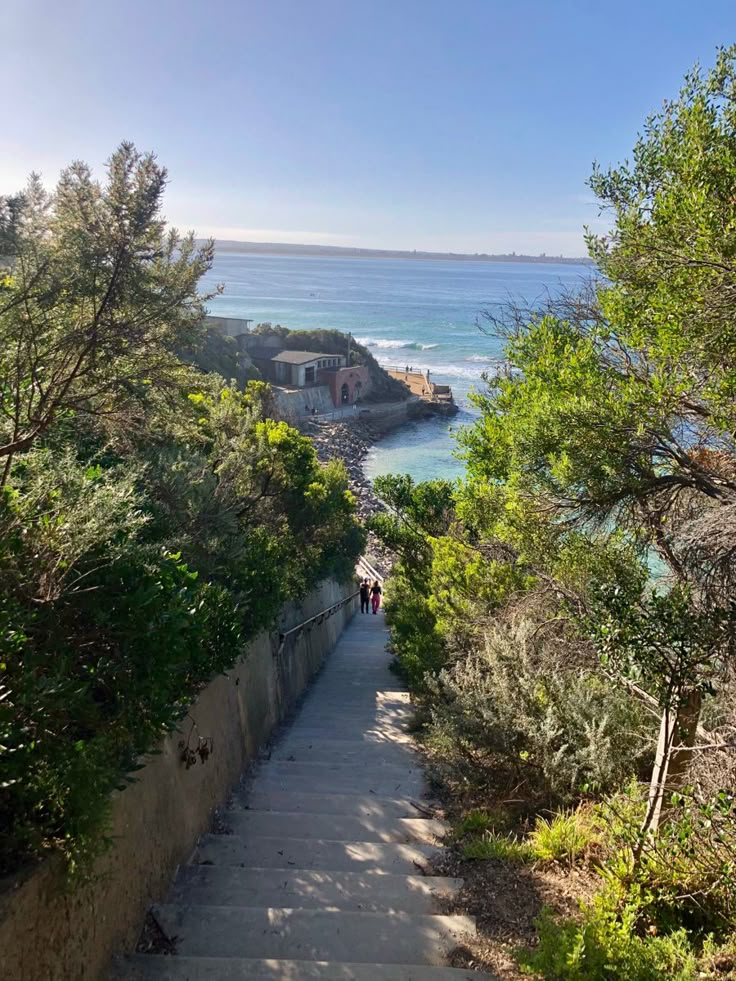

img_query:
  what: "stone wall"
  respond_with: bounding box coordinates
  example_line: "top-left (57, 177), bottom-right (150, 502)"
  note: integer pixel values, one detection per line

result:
top-left (0, 580), bottom-right (357, 981)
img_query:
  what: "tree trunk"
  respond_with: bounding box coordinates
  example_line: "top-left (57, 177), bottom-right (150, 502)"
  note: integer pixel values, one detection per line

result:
top-left (642, 687), bottom-right (702, 837)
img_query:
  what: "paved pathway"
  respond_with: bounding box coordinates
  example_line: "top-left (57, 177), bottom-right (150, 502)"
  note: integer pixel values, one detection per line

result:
top-left (114, 610), bottom-right (491, 980)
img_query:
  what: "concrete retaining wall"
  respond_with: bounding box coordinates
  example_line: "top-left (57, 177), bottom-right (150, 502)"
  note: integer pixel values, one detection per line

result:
top-left (204, 315), bottom-right (253, 339)
top-left (362, 398), bottom-right (425, 433)
top-left (0, 580), bottom-right (357, 981)
top-left (274, 385), bottom-right (335, 422)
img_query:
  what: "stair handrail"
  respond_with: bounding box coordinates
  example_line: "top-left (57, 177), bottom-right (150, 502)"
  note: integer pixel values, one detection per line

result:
top-left (275, 557), bottom-right (384, 657)
top-left (357, 556), bottom-right (384, 584)
top-left (276, 587), bottom-right (360, 655)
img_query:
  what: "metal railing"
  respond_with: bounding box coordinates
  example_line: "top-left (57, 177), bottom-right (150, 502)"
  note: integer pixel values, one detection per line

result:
top-left (357, 556), bottom-right (384, 584)
top-left (275, 559), bottom-right (384, 656)
top-left (276, 588), bottom-right (360, 656)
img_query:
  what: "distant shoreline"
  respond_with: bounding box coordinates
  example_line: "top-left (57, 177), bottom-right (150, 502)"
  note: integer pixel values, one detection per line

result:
top-left (204, 239), bottom-right (593, 266)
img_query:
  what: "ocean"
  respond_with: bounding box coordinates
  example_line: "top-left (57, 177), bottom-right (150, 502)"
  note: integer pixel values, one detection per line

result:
top-left (200, 252), bottom-right (592, 483)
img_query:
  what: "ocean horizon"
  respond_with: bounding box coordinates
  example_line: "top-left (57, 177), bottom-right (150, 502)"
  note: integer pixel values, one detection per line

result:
top-left (201, 250), bottom-right (592, 482)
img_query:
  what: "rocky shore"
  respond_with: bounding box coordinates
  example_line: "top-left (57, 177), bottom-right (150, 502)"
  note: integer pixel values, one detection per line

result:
top-left (303, 417), bottom-right (395, 576)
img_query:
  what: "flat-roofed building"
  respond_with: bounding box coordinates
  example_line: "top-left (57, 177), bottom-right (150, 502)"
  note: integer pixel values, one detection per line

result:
top-left (250, 350), bottom-right (344, 387)
top-left (248, 348), bottom-right (371, 408)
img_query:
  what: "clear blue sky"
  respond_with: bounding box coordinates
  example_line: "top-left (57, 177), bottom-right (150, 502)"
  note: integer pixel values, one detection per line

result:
top-left (3, 0), bottom-right (735, 255)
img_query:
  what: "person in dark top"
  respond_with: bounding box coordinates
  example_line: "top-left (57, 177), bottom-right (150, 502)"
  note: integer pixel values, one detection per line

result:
top-left (359, 578), bottom-right (370, 613)
top-left (370, 580), bottom-right (382, 614)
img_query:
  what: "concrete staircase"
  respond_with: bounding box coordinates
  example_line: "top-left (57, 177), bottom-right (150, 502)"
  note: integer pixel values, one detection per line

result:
top-left (113, 611), bottom-right (491, 980)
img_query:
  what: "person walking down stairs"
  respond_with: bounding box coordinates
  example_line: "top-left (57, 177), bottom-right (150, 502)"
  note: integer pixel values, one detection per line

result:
top-left (370, 579), bottom-right (382, 614)
top-left (359, 577), bottom-right (371, 614)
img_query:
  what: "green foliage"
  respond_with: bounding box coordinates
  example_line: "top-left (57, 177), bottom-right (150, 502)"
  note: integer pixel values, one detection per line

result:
top-left (426, 619), bottom-right (654, 805)
top-left (529, 808), bottom-right (599, 866)
top-left (0, 148), bottom-right (364, 877)
top-left (382, 573), bottom-right (446, 689)
top-left (517, 786), bottom-right (736, 979)
top-left (180, 322), bottom-right (262, 389)
top-left (0, 146), bottom-right (216, 470)
top-left (454, 808), bottom-right (510, 837)
top-left (588, 583), bottom-right (730, 708)
top-left (366, 53), bottom-right (736, 969)
top-left (519, 896), bottom-right (699, 981)
top-left (463, 832), bottom-right (534, 863)
top-left (596, 788), bottom-right (736, 938)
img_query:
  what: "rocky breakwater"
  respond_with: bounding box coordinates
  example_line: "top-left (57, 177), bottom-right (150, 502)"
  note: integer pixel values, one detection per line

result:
top-left (304, 418), bottom-right (394, 576)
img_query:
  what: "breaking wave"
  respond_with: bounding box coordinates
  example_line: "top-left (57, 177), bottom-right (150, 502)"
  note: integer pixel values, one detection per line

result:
top-left (355, 336), bottom-right (439, 351)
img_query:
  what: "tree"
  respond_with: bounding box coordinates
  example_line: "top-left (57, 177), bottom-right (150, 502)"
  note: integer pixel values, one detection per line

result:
top-left (0, 143), bottom-right (217, 482)
top-left (463, 48), bottom-right (736, 830)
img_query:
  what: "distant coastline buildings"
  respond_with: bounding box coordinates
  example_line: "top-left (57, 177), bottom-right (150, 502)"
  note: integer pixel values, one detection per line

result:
top-left (200, 240), bottom-right (593, 265)
top-left (205, 316), bottom-right (371, 414)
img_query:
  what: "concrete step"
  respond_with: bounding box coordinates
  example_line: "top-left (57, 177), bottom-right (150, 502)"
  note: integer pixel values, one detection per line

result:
top-left (295, 702), bottom-right (413, 715)
top-left (234, 790), bottom-right (425, 818)
top-left (113, 954), bottom-right (495, 980)
top-left (271, 729), bottom-right (414, 747)
top-left (295, 701), bottom-right (410, 714)
top-left (268, 740), bottom-right (418, 764)
top-left (149, 905), bottom-right (476, 965)
top-left (298, 689), bottom-right (408, 700)
top-left (194, 834), bottom-right (438, 873)
top-left (289, 716), bottom-right (413, 730)
top-left (250, 773), bottom-right (424, 799)
top-left (256, 760), bottom-right (424, 782)
top-left (253, 769), bottom-right (425, 792)
top-left (295, 696), bottom-right (412, 710)
top-left (291, 716), bottom-right (414, 731)
top-left (257, 757), bottom-right (424, 789)
top-left (169, 865), bottom-right (462, 912)
top-left (272, 727), bottom-right (414, 744)
top-left (223, 810), bottom-right (447, 844)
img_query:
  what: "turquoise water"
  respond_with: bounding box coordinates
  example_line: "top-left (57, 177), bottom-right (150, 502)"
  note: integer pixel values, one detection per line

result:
top-left (201, 252), bottom-right (591, 482)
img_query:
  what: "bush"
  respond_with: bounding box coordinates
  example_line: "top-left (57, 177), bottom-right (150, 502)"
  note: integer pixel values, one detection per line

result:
top-left (383, 575), bottom-right (447, 689)
top-left (0, 148), bottom-right (367, 879)
top-left (595, 788), bottom-right (736, 938)
top-left (425, 619), bottom-right (654, 805)
top-left (454, 807), bottom-right (511, 837)
top-left (519, 892), bottom-right (699, 981)
top-left (0, 389), bottom-right (363, 876)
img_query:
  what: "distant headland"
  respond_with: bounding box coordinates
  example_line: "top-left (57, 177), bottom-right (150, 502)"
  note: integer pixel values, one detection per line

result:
top-left (205, 239), bottom-right (593, 265)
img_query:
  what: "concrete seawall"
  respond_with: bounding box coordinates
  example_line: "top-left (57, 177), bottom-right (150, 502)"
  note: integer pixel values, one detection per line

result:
top-left (0, 579), bottom-right (357, 981)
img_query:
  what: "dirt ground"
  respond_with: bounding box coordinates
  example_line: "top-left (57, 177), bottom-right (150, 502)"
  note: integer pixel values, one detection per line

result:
top-left (420, 748), bottom-right (599, 980)
top-left (433, 843), bottom-right (598, 980)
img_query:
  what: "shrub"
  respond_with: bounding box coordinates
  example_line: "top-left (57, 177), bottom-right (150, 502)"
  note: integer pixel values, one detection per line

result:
top-left (596, 788), bottom-right (736, 938)
top-left (426, 619), bottom-right (655, 805)
top-left (0, 149), bottom-right (366, 880)
top-left (0, 396), bottom-right (363, 876)
top-left (383, 575), bottom-right (447, 689)
top-left (519, 893), bottom-right (699, 981)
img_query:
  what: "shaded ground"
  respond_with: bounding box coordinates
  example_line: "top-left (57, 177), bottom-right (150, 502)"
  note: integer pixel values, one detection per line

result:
top-left (417, 744), bottom-right (599, 980)
top-left (434, 846), bottom-right (597, 980)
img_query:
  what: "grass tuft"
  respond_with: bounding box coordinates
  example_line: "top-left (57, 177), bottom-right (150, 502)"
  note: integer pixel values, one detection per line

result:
top-left (529, 807), bottom-right (598, 865)
top-left (463, 831), bottom-right (534, 863)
